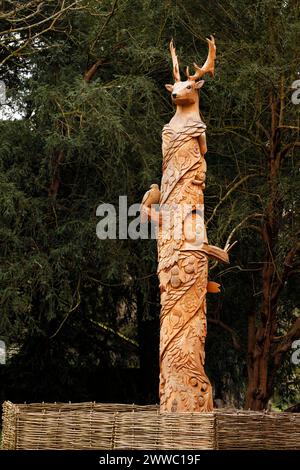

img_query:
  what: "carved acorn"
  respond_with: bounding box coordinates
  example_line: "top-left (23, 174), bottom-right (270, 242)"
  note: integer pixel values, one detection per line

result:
top-left (170, 265), bottom-right (181, 288)
top-left (182, 255), bottom-right (197, 274)
top-left (185, 259), bottom-right (195, 274)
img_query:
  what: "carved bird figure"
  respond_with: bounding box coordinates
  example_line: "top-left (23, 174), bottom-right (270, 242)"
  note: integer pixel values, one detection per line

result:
top-left (140, 184), bottom-right (161, 223)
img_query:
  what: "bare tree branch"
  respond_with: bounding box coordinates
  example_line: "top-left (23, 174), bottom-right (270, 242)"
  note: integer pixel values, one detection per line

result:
top-left (0, 0), bottom-right (41, 20)
top-left (90, 0), bottom-right (119, 52)
top-left (84, 58), bottom-right (104, 82)
top-left (0, 0), bottom-right (84, 66)
top-left (224, 212), bottom-right (263, 249)
top-left (280, 141), bottom-right (300, 161)
top-left (206, 174), bottom-right (260, 226)
top-left (271, 242), bottom-right (300, 302)
top-left (272, 316), bottom-right (300, 358)
top-left (1, 1), bottom-right (83, 35)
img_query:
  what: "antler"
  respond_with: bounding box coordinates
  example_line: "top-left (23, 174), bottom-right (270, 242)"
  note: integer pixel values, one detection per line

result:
top-left (186, 35), bottom-right (216, 81)
top-left (169, 39), bottom-right (181, 82)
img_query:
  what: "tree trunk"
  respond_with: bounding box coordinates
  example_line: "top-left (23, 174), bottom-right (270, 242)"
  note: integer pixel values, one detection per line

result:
top-left (245, 282), bottom-right (277, 410)
top-left (245, 90), bottom-right (299, 409)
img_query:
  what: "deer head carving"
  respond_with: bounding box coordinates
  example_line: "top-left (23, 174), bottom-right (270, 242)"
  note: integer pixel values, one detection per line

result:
top-left (165, 36), bottom-right (216, 106)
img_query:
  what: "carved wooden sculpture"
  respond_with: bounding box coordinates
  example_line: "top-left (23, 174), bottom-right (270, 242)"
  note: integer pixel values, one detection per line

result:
top-left (142, 36), bottom-right (230, 412)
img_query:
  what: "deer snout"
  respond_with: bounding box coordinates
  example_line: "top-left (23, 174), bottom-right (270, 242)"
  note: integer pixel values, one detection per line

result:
top-left (172, 93), bottom-right (177, 98)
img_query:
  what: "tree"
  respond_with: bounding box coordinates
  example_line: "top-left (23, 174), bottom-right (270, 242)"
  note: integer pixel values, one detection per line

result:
top-left (186, 0), bottom-right (300, 409)
top-left (0, 0), bottom-right (172, 404)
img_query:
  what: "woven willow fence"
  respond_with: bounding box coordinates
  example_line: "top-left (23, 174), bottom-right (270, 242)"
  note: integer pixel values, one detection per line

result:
top-left (2, 401), bottom-right (300, 450)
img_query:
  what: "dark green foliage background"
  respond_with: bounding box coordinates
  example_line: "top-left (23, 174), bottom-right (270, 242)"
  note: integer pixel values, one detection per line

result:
top-left (0, 0), bottom-right (299, 408)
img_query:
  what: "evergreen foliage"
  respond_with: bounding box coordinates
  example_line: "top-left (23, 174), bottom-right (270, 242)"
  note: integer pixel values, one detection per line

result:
top-left (0, 0), bottom-right (299, 408)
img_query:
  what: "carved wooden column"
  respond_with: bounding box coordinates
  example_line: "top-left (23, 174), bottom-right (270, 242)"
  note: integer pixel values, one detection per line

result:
top-left (157, 37), bottom-right (229, 412)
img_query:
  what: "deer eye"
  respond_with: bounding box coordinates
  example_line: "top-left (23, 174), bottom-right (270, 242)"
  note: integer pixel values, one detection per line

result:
top-left (187, 85), bottom-right (192, 90)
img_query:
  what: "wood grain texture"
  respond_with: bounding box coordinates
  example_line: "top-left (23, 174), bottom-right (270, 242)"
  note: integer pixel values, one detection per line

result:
top-left (158, 123), bottom-right (213, 412)
top-left (158, 36), bottom-right (228, 412)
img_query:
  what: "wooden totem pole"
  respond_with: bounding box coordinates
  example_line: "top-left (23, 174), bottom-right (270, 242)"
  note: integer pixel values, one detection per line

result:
top-left (142, 36), bottom-right (229, 412)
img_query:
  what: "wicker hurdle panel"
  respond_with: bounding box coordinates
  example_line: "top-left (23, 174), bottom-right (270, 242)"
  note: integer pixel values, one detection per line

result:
top-left (158, 412), bottom-right (216, 450)
top-left (2, 401), bottom-right (300, 450)
top-left (216, 410), bottom-right (300, 450)
top-left (114, 411), bottom-right (161, 450)
top-left (2, 402), bottom-right (158, 450)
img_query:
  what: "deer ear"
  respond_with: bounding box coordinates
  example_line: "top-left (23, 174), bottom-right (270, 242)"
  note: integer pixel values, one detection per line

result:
top-left (195, 80), bottom-right (205, 89)
top-left (165, 84), bottom-right (174, 93)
